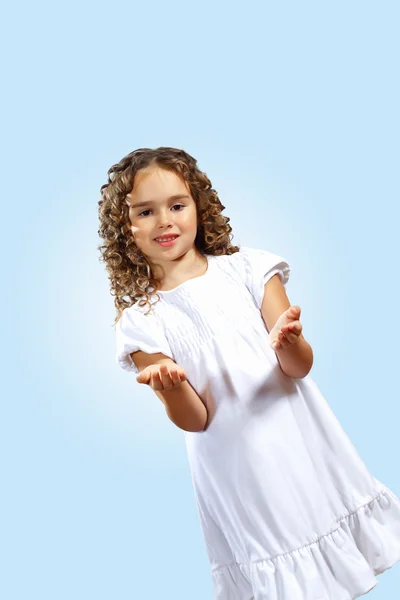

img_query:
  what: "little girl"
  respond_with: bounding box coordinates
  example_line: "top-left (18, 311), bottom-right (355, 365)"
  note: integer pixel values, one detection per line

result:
top-left (98, 146), bottom-right (400, 600)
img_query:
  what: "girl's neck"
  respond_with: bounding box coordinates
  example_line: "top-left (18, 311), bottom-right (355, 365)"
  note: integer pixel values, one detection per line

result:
top-left (157, 254), bottom-right (208, 292)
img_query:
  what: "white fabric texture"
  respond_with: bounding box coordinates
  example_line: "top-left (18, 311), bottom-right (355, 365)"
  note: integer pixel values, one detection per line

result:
top-left (116, 246), bottom-right (400, 599)
top-left (116, 301), bottom-right (174, 374)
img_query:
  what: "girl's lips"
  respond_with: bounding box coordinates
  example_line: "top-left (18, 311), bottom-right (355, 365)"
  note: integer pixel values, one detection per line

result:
top-left (154, 235), bottom-right (179, 247)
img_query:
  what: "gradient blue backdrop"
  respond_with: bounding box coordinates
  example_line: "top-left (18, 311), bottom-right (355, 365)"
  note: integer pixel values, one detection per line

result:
top-left (2, 1), bottom-right (399, 598)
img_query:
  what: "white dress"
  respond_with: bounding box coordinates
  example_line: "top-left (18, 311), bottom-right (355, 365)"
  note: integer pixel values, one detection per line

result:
top-left (115, 246), bottom-right (400, 600)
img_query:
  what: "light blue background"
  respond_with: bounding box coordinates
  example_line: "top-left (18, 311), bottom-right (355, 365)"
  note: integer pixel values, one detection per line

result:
top-left (2, 1), bottom-right (399, 598)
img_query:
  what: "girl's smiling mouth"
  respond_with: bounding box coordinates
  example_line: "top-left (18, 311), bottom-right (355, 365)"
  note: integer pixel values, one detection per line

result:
top-left (154, 235), bottom-right (180, 247)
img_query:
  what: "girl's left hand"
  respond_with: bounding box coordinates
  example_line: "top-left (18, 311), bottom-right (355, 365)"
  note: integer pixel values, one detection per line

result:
top-left (269, 305), bottom-right (303, 351)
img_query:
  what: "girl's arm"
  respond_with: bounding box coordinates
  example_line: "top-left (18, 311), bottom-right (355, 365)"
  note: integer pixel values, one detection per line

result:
top-left (131, 351), bottom-right (208, 432)
top-left (261, 275), bottom-right (314, 379)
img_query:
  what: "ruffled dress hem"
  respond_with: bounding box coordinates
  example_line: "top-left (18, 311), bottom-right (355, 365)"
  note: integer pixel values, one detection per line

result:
top-left (211, 486), bottom-right (400, 600)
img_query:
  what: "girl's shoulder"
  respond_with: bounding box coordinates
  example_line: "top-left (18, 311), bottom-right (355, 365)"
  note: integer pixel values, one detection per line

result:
top-left (217, 246), bottom-right (289, 278)
top-left (215, 246), bottom-right (290, 308)
top-left (116, 296), bottom-right (161, 332)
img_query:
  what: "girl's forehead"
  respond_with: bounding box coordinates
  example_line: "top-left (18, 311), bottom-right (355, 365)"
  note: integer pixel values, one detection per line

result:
top-left (135, 166), bottom-right (181, 184)
top-left (126, 168), bottom-right (188, 202)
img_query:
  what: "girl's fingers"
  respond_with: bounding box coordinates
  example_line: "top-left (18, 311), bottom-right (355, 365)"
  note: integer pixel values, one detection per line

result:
top-left (289, 305), bottom-right (301, 317)
top-left (285, 332), bottom-right (299, 345)
top-left (159, 364), bottom-right (184, 389)
top-left (169, 367), bottom-right (182, 386)
top-left (151, 369), bottom-right (163, 390)
top-left (272, 332), bottom-right (284, 350)
top-left (136, 372), bottom-right (148, 384)
top-left (281, 320), bottom-right (302, 334)
top-left (159, 364), bottom-right (174, 389)
top-left (271, 328), bottom-right (300, 350)
top-left (137, 364), bottom-right (183, 390)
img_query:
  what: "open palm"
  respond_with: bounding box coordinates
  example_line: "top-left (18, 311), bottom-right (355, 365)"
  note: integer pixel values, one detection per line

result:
top-left (269, 305), bottom-right (303, 351)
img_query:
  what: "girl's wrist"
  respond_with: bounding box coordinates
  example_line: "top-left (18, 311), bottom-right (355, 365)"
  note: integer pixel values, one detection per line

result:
top-left (273, 337), bottom-right (313, 379)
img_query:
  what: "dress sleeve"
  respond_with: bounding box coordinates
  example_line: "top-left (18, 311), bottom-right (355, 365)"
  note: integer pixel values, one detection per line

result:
top-left (115, 307), bottom-right (174, 374)
top-left (239, 246), bottom-right (290, 310)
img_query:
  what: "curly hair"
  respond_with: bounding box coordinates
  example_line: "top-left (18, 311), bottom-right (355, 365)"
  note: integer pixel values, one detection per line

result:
top-left (98, 146), bottom-right (240, 327)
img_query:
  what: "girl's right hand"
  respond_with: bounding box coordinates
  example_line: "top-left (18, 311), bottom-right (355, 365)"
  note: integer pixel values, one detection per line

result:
top-left (136, 363), bottom-right (187, 391)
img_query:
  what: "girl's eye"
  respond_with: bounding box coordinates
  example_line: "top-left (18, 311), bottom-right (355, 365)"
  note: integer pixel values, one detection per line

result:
top-left (138, 204), bottom-right (184, 217)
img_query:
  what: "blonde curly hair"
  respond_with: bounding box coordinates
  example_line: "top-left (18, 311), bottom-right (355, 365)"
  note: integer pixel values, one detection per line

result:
top-left (98, 146), bottom-right (240, 326)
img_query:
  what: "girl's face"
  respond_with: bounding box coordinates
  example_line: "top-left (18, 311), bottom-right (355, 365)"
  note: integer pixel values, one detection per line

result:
top-left (126, 166), bottom-right (199, 264)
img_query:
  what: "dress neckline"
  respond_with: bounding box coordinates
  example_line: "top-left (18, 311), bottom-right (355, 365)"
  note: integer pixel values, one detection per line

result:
top-left (156, 254), bottom-right (213, 295)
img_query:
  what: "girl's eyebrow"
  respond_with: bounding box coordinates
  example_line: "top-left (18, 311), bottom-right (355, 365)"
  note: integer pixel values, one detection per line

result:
top-left (130, 194), bottom-right (190, 209)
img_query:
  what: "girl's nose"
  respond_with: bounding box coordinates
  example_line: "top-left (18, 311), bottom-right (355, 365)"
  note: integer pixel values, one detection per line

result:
top-left (157, 213), bottom-right (174, 226)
